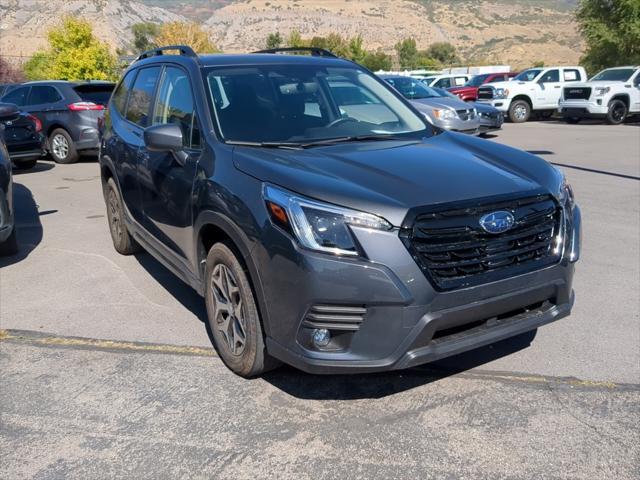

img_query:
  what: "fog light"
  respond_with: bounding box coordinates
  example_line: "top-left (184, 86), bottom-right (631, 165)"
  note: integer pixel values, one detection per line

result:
top-left (312, 328), bottom-right (331, 347)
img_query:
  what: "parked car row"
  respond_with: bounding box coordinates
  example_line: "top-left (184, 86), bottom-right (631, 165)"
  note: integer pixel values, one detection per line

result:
top-left (441, 65), bottom-right (639, 125)
top-left (0, 80), bottom-right (115, 165)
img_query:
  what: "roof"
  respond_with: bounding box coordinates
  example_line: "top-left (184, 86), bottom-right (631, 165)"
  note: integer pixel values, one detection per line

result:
top-left (135, 52), bottom-right (354, 68)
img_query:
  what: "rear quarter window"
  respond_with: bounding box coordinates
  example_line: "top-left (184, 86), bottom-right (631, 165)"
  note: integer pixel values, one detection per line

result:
top-left (74, 84), bottom-right (115, 106)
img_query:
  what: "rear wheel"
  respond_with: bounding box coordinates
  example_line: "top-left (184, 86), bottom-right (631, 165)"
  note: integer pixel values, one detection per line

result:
top-left (0, 228), bottom-right (18, 256)
top-left (205, 242), bottom-right (279, 377)
top-left (49, 128), bottom-right (78, 164)
top-left (606, 99), bottom-right (627, 125)
top-left (105, 177), bottom-right (140, 255)
top-left (508, 99), bottom-right (531, 123)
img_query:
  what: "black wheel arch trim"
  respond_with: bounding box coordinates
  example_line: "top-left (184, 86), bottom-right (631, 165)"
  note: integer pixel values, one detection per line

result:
top-left (194, 210), bottom-right (273, 336)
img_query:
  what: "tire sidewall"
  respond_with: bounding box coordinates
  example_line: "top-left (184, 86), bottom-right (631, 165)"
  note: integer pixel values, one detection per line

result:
top-left (49, 129), bottom-right (77, 164)
top-left (509, 100), bottom-right (530, 123)
top-left (607, 100), bottom-right (627, 125)
top-left (205, 243), bottom-right (262, 376)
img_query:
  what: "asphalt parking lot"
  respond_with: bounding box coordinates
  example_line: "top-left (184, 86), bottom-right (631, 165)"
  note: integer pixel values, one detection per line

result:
top-left (1, 121), bottom-right (639, 478)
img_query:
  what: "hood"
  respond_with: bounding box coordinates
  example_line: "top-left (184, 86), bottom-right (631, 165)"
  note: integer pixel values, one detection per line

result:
top-left (411, 96), bottom-right (469, 111)
top-left (448, 86), bottom-right (476, 94)
top-left (482, 80), bottom-right (518, 90)
top-left (471, 102), bottom-right (499, 113)
top-left (233, 133), bottom-right (562, 227)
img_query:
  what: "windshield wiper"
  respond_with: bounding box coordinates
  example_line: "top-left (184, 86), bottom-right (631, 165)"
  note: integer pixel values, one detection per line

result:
top-left (300, 134), bottom-right (413, 148)
top-left (226, 140), bottom-right (304, 150)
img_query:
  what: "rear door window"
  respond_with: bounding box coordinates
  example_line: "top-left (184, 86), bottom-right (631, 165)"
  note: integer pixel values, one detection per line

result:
top-left (28, 86), bottom-right (62, 105)
top-left (1, 86), bottom-right (29, 106)
top-left (153, 66), bottom-right (201, 149)
top-left (126, 67), bottom-right (160, 127)
top-left (74, 84), bottom-right (115, 106)
top-left (112, 70), bottom-right (136, 116)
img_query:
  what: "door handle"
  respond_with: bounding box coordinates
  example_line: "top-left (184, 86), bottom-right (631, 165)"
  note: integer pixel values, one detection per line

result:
top-left (554, 86), bottom-right (561, 89)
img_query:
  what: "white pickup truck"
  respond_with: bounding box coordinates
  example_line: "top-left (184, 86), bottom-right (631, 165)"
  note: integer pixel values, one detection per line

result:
top-left (476, 66), bottom-right (588, 122)
top-left (558, 66), bottom-right (640, 124)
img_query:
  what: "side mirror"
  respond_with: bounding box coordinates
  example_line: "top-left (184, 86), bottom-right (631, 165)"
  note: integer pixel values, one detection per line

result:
top-left (143, 123), bottom-right (187, 166)
top-left (0, 103), bottom-right (19, 122)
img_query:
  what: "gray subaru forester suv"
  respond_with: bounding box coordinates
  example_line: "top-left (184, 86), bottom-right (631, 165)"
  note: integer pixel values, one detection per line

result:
top-left (100, 46), bottom-right (581, 377)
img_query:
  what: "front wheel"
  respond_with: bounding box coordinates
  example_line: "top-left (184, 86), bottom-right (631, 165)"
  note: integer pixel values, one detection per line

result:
top-left (49, 128), bottom-right (78, 164)
top-left (508, 100), bottom-right (531, 123)
top-left (205, 242), bottom-right (279, 377)
top-left (606, 99), bottom-right (627, 125)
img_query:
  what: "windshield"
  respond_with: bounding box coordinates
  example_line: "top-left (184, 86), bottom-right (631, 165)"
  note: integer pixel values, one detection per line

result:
top-left (465, 74), bottom-right (491, 87)
top-left (205, 65), bottom-right (429, 144)
top-left (383, 77), bottom-right (441, 100)
top-left (590, 68), bottom-right (636, 82)
top-left (514, 69), bottom-right (543, 82)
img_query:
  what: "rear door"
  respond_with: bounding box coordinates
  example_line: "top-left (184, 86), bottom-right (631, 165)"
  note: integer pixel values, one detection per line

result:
top-left (115, 67), bottom-right (161, 224)
top-left (25, 85), bottom-right (66, 134)
top-left (139, 65), bottom-right (201, 266)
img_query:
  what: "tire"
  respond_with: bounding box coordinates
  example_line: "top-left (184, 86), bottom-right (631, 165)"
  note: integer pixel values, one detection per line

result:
top-left (564, 116), bottom-right (581, 124)
top-left (104, 177), bottom-right (140, 255)
top-left (13, 157), bottom-right (37, 170)
top-left (606, 99), bottom-right (627, 125)
top-left (508, 99), bottom-right (531, 123)
top-left (0, 227), bottom-right (18, 256)
top-left (49, 128), bottom-right (78, 164)
top-left (205, 242), bottom-right (280, 377)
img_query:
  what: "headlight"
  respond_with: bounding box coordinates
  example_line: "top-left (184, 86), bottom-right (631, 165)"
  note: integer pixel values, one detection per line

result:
top-left (495, 88), bottom-right (509, 99)
top-left (433, 108), bottom-right (457, 120)
top-left (594, 86), bottom-right (610, 96)
top-left (263, 184), bottom-right (392, 256)
top-left (556, 172), bottom-right (575, 210)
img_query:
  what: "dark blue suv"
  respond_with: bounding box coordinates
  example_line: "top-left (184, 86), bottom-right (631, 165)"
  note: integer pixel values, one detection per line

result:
top-left (100, 46), bottom-right (581, 377)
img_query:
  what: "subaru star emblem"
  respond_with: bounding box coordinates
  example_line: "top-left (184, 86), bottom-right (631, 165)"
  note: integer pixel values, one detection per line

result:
top-left (479, 211), bottom-right (515, 234)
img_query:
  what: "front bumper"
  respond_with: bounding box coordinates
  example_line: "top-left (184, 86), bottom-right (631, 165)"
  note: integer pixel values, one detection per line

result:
top-left (558, 100), bottom-right (608, 117)
top-left (477, 98), bottom-right (511, 112)
top-left (254, 205), bottom-right (581, 374)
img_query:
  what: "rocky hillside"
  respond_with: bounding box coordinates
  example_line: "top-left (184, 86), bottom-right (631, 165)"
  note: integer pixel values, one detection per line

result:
top-left (0, 0), bottom-right (184, 58)
top-left (203, 0), bottom-right (584, 68)
top-left (0, 0), bottom-right (584, 68)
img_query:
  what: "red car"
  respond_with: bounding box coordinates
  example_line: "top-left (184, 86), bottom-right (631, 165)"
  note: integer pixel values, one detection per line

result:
top-left (448, 72), bottom-right (517, 101)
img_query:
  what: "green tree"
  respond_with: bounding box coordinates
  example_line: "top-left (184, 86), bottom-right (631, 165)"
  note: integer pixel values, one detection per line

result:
top-left (24, 17), bottom-right (117, 81)
top-left (154, 22), bottom-right (218, 53)
top-left (132, 22), bottom-right (159, 53)
top-left (424, 42), bottom-right (459, 65)
top-left (533, 60), bottom-right (545, 68)
top-left (576, 0), bottom-right (640, 73)
top-left (394, 38), bottom-right (419, 69)
top-left (287, 30), bottom-right (305, 48)
top-left (265, 31), bottom-right (283, 49)
top-left (360, 50), bottom-right (393, 71)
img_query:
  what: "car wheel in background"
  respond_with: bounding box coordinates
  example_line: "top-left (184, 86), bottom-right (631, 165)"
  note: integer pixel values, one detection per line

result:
top-left (104, 177), bottom-right (141, 255)
top-left (0, 228), bottom-right (18, 256)
top-left (205, 242), bottom-right (280, 377)
top-left (13, 158), bottom-right (37, 170)
top-left (606, 99), bottom-right (627, 125)
top-left (49, 128), bottom-right (78, 164)
top-left (508, 100), bottom-right (531, 123)
top-left (564, 116), bottom-right (581, 124)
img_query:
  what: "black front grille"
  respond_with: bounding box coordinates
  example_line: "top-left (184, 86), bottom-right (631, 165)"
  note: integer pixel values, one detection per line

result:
top-left (403, 195), bottom-right (562, 290)
top-left (564, 87), bottom-right (591, 100)
top-left (477, 87), bottom-right (494, 100)
top-left (456, 108), bottom-right (476, 121)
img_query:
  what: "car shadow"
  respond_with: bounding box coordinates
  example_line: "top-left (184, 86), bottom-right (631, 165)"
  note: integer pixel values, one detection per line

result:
top-left (11, 161), bottom-right (55, 175)
top-left (133, 251), bottom-right (208, 323)
top-left (0, 183), bottom-right (45, 267)
top-left (262, 329), bottom-right (538, 400)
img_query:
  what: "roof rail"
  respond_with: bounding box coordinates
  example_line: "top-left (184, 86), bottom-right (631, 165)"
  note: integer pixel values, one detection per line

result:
top-left (253, 47), bottom-right (338, 58)
top-left (136, 45), bottom-right (198, 62)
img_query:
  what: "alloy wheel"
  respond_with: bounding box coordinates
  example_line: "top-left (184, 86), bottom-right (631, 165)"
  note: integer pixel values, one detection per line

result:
top-left (611, 103), bottom-right (626, 123)
top-left (514, 104), bottom-right (527, 121)
top-left (108, 189), bottom-right (122, 241)
top-left (210, 263), bottom-right (247, 356)
top-left (52, 133), bottom-right (69, 160)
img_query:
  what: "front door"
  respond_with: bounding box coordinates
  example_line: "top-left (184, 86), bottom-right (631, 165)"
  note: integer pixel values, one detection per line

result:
top-left (535, 69), bottom-right (562, 108)
top-left (139, 65), bottom-right (202, 267)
